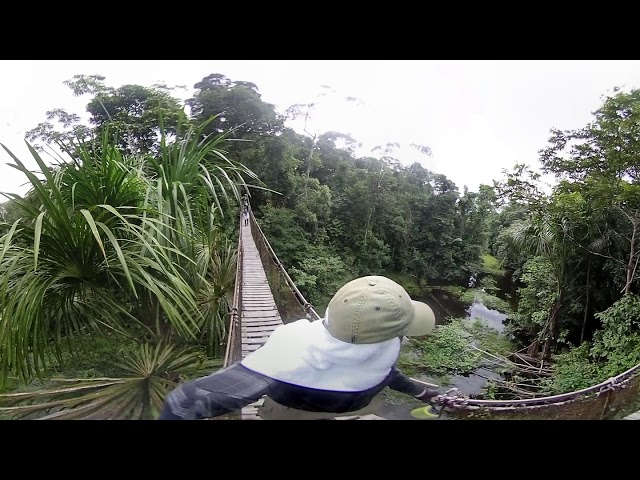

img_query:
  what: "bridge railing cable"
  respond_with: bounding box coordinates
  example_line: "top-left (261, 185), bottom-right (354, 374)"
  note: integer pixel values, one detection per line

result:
top-left (437, 360), bottom-right (640, 419)
top-left (223, 207), bottom-right (244, 368)
top-left (248, 205), bottom-right (321, 324)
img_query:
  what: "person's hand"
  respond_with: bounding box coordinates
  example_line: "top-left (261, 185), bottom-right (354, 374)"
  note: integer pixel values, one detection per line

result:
top-left (415, 387), bottom-right (440, 403)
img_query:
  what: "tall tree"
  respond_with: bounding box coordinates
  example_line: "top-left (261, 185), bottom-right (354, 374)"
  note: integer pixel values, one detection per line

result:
top-left (187, 73), bottom-right (283, 138)
top-left (27, 74), bottom-right (185, 155)
top-left (540, 87), bottom-right (640, 296)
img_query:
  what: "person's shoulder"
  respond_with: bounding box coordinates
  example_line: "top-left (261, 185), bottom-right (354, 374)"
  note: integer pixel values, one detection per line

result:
top-left (273, 318), bottom-right (312, 333)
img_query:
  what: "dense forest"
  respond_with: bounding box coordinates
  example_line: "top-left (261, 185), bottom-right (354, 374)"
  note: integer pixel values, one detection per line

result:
top-left (0, 73), bottom-right (638, 418)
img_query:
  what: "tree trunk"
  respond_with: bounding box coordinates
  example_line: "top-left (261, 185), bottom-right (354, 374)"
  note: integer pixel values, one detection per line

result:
top-left (542, 287), bottom-right (562, 360)
top-left (580, 258), bottom-right (591, 344)
top-left (363, 167), bottom-right (384, 247)
top-left (303, 134), bottom-right (317, 200)
top-left (542, 321), bottom-right (553, 359)
top-left (624, 213), bottom-right (638, 295)
top-left (542, 330), bottom-right (552, 359)
top-left (527, 339), bottom-right (541, 357)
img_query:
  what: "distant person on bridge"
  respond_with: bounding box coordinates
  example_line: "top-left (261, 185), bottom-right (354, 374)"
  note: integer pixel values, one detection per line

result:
top-left (241, 194), bottom-right (249, 226)
top-left (158, 276), bottom-right (440, 420)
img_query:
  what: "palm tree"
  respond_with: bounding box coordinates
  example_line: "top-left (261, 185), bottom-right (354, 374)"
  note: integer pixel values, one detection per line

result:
top-left (506, 214), bottom-right (572, 359)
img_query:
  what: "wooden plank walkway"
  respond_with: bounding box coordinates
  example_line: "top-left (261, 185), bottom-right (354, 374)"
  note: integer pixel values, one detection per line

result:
top-left (239, 218), bottom-right (283, 420)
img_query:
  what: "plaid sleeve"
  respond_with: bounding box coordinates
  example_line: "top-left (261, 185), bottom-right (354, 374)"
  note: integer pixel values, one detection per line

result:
top-left (158, 363), bottom-right (275, 420)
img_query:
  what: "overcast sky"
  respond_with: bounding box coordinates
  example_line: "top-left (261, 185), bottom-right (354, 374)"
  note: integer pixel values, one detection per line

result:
top-left (2, 60), bottom-right (640, 196)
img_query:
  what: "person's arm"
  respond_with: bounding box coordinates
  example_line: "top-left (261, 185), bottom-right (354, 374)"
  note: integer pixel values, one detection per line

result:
top-left (158, 363), bottom-right (276, 420)
top-left (386, 365), bottom-right (440, 402)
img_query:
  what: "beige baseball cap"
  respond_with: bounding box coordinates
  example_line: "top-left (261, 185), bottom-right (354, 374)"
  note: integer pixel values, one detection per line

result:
top-left (323, 275), bottom-right (436, 344)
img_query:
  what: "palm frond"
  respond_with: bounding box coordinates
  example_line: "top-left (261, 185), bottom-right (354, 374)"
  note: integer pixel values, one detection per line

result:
top-left (0, 144), bottom-right (202, 383)
top-left (588, 235), bottom-right (609, 253)
top-left (0, 343), bottom-right (222, 420)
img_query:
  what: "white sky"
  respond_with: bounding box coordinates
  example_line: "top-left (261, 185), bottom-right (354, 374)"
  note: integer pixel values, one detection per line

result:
top-left (2, 60), bottom-right (640, 196)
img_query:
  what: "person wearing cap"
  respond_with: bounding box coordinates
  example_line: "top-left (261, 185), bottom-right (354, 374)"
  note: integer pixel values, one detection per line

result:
top-left (158, 275), bottom-right (439, 420)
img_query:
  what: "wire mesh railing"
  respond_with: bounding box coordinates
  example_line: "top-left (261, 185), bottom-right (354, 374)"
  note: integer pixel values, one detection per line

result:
top-left (435, 362), bottom-right (640, 420)
top-left (247, 206), bottom-right (320, 324)
top-left (223, 208), bottom-right (243, 368)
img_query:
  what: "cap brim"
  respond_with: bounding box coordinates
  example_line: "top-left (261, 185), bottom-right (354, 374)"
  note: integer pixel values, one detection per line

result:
top-left (406, 301), bottom-right (436, 337)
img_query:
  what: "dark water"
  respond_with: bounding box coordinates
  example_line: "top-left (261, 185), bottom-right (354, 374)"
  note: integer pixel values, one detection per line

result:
top-left (423, 289), bottom-right (468, 322)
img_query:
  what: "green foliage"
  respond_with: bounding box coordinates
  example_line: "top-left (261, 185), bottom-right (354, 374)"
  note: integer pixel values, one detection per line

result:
top-left (0, 116), bottom-right (258, 388)
top-left (26, 75), bottom-right (186, 154)
top-left (385, 272), bottom-right (421, 297)
top-left (289, 246), bottom-right (353, 312)
top-left (88, 83), bottom-right (185, 154)
top-left (228, 133), bottom-right (300, 207)
top-left (507, 256), bottom-right (556, 342)
top-left (0, 142), bottom-right (197, 383)
top-left (410, 320), bottom-right (480, 377)
top-left (544, 344), bottom-right (603, 394)
top-left (479, 275), bottom-right (500, 292)
top-left (0, 341), bottom-right (221, 420)
top-left (493, 204), bottom-right (530, 279)
top-left (544, 295), bottom-right (640, 394)
top-left (590, 294), bottom-right (640, 369)
top-left (258, 205), bottom-right (311, 268)
top-left (187, 73), bottom-right (283, 137)
top-left (51, 333), bottom-right (140, 378)
top-left (186, 70), bottom-right (504, 297)
top-left (437, 285), bottom-right (465, 299)
top-left (468, 319), bottom-right (515, 358)
top-left (402, 318), bottom-right (514, 378)
top-left (480, 254), bottom-right (505, 276)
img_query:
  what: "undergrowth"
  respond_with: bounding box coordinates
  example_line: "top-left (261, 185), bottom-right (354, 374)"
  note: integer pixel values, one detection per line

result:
top-left (399, 318), bottom-right (515, 378)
